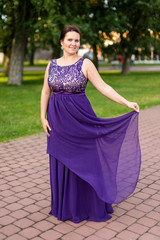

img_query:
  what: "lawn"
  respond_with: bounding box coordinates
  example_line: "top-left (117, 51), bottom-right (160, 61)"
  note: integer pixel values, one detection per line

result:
top-left (0, 71), bottom-right (160, 142)
top-left (0, 60), bottom-right (49, 68)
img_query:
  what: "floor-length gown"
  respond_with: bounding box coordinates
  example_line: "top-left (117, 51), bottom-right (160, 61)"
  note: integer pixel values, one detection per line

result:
top-left (47, 58), bottom-right (141, 223)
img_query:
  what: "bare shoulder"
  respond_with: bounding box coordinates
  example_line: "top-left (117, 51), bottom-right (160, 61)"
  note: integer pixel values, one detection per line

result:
top-left (83, 58), bottom-right (97, 73)
top-left (82, 58), bottom-right (97, 79)
top-left (83, 58), bottom-right (96, 72)
top-left (83, 58), bottom-right (94, 67)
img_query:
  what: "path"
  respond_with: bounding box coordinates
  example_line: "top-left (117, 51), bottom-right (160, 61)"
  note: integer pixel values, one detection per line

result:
top-left (99, 65), bottom-right (160, 72)
top-left (0, 106), bottom-right (160, 240)
top-left (1, 65), bottom-right (160, 72)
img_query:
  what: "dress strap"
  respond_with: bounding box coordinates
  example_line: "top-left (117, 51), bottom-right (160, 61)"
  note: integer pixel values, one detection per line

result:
top-left (74, 57), bottom-right (85, 68)
top-left (48, 59), bottom-right (56, 75)
top-left (50, 59), bottom-right (56, 66)
top-left (77, 57), bottom-right (85, 64)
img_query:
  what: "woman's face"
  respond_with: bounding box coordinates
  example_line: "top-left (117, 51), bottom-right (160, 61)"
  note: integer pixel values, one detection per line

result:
top-left (61, 31), bottom-right (80, 55)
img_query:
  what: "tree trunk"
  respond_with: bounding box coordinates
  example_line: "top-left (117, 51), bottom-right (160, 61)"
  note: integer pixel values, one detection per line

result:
top-left (92, 44), bottom-right (98, 69)
top-left (3, 46), bottom-right (11, 75)
top-left (3, 55), bottom-right (10, 75)
top-left (7, 0), bottom-right (31, 84)
top-left (3, 56), bottom-right (10, 76)
top-left (52, 44), bottom-right (61, 59)
top-left (122, 54), bottom-right (131, 75)
top-left (29, 49), bottom-right (35, 66)
top-left (8, 35), bottom-right (27, 85)
top-left (29, 35), bottom-right (36, 66)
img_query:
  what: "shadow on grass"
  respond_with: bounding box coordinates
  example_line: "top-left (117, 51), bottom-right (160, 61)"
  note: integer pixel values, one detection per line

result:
top-left (23, 71), bottom-right (44, 86)
top-left (1, 70), bottom-right (160, 88)
top-left (0, 71), bottom-right (44, 86)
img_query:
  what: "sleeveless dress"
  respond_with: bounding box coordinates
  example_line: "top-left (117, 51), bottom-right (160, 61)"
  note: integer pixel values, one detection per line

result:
top-left (47, 58), bottom-right (141, 223)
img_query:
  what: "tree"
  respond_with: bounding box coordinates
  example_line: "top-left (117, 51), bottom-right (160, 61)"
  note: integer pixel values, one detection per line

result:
top-left (0, 0), bottom-right (44, 84)
top-left (108, 0), bottom-right (160, 74)
top-left (7, 0), bottom-right (44, 85)
top-left (0, 1), bottom-right (15, 75)
top-left (38, 0), bottom-right (114, 69)
top-left (39, 0), bottom-right (89, 59)
top-left (77, 0), bottom-right (115, 69)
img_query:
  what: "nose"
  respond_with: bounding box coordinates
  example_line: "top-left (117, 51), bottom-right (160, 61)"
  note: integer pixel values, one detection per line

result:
top-left (71, 40), bottom-right (77, 45)
top-left (71, 42), bottom-right (76, 46)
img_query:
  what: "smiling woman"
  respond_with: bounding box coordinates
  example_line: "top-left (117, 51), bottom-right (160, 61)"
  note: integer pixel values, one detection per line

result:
top-left (57, 26), bottom-right (81, 66)
top-left (40, 24), bottom-right (141, 223)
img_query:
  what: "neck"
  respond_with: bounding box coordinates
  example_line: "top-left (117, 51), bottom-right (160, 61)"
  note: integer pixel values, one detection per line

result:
top-left (62, 52), bottom-right (79, 61)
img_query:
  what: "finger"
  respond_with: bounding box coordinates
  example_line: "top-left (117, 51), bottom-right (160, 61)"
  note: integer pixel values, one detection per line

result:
top-left (134, 104), bottom-right (139, 112)
top-left (44, 126), bottom-right (50, 136)
top-left (46, 122), bottom-right (51, 131)
top-left (136, 104), bottom-right (139, 112)
top-left (46, 129), bottom-right (50, 137)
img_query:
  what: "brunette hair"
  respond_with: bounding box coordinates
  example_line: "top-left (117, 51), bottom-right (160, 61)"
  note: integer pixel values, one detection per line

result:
top-left (60, 25), bottom-right (81, 41)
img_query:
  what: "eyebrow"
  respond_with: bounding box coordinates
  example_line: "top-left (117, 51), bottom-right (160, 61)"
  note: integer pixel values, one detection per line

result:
top-left (67, 38), bottom-right (80, 40)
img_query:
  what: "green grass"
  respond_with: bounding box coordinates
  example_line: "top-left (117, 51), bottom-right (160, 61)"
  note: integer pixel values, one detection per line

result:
top-left (24, 60), bottom-right (49, 67)
top-left (0, 71), bottom-right (160, 142)
top-left (0, 60), bottom-right (49, 68)
top-left (0, 72), bottom-right (44, 142)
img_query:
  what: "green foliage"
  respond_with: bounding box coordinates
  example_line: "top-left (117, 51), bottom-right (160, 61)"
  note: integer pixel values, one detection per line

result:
top-left (30, 0), bottom-right (85, 58)
top-left (0, 1), bottom-right (14, 52)
top-left (1, 0), bottom-right (160, 76)
top-left (107, 0), bottom-right (160, 55)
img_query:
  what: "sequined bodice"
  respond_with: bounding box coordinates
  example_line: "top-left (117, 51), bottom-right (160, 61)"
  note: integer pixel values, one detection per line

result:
top-left (48, 58), bottom-right (88, 93)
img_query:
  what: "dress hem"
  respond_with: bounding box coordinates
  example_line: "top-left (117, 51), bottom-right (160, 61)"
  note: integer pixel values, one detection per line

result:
top-left (49, 210), bottom-right (112, 223)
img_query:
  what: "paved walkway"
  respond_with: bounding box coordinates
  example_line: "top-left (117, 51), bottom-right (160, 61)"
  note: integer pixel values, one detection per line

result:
top-left (1, 65), bottom-right (160, 73)
top-left (99, 65), bottom-right (160, 72)
top-left (0, 106), bottom-right (160, 240)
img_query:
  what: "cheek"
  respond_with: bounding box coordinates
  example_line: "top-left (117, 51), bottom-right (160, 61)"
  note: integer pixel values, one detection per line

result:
top-left (65, 42), bottom-right (70, 46)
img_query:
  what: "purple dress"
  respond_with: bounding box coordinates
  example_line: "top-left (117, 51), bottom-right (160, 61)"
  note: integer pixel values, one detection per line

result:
top-left (47, 58), bottom-right (141, 223)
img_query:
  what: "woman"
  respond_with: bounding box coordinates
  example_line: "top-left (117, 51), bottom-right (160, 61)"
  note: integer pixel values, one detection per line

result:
top-left (40, 25), bottom-right (141, 223)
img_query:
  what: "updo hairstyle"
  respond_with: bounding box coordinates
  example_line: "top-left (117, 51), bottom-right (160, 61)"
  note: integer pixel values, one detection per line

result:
top-left (60, 25), bottom-right (81, 41)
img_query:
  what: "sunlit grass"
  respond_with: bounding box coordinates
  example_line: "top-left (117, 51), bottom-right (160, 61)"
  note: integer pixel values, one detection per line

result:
top-left (0, 60), bottom-right (49, 68)
top-left (0, 71), bottom-right (160, 142)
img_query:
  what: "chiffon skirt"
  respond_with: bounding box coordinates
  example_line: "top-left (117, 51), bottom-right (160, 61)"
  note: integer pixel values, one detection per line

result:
top-left (49, 155), bottom-right (113, 223)
top-left (47, 91), bottom-right (141, 223)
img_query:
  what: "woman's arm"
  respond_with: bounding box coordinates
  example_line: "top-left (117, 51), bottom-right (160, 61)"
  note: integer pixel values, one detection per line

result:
top-left (83, 59), bottom-right (139, 112)
top-left (40, 62), bottom-right (52, 136)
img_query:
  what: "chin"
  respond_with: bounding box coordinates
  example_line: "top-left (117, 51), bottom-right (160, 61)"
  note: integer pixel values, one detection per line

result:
top-left (69, 50), bottom-right (77, 54)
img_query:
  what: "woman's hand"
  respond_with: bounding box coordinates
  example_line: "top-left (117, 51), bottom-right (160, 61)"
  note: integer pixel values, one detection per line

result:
top-left (41, 118), bottom-right (51, 136)
top-left (126, 101), bottom-right (140, 112)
